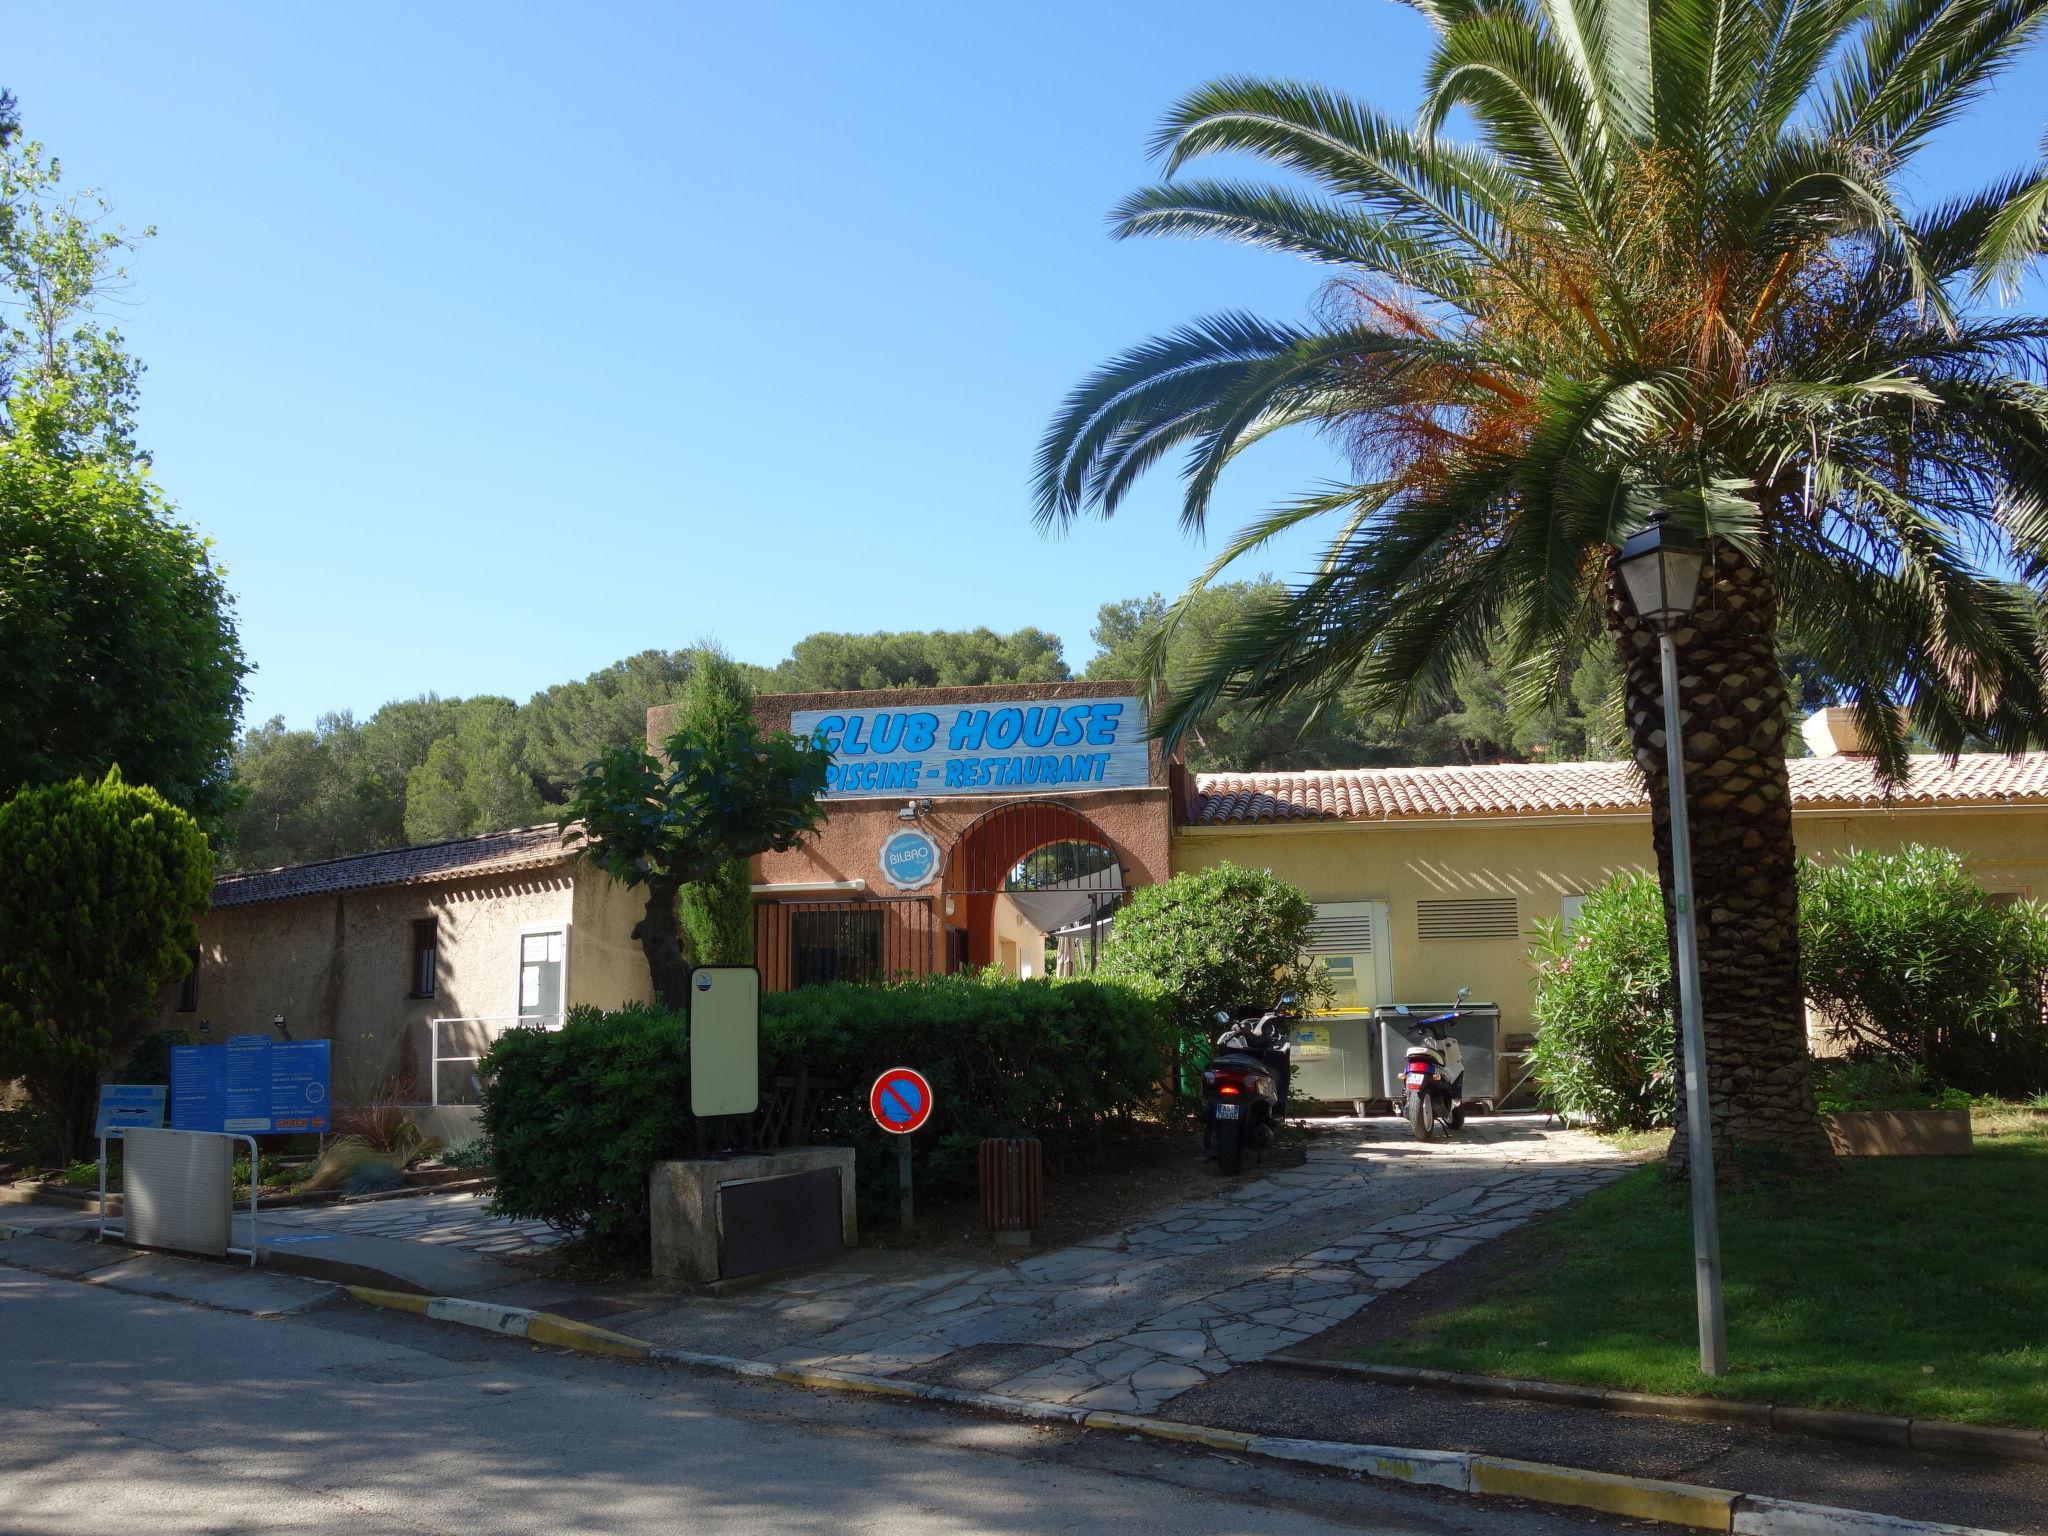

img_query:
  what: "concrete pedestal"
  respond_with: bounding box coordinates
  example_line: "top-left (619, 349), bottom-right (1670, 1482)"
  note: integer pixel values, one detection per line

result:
top-left (649, 1146), bottom-right (856, 1289)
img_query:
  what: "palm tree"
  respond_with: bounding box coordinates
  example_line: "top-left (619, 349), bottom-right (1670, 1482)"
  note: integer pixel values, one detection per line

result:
top-left (1038, 0), bottom-right (2048, 1179)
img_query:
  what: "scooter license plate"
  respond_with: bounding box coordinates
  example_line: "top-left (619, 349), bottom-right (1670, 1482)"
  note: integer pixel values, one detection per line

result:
top-left (1213, 1102), bottom-right (1241, 1120)
top-left (1406, 1072), bottom-right (1429, 1087)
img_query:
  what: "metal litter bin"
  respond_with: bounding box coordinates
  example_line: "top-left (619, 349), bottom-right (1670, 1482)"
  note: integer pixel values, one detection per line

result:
top-left (1287, 1015), bottom-right (1380, 1108)
top-left (1375, 1002), bottom-right (1503, 1107)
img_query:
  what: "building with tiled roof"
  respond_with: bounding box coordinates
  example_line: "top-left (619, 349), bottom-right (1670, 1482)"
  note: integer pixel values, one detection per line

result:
top-left (211, 824), bottom-right (571, 908)
top-left (1187, 752), bottom-right (2048, 827)
top-left (159, 691), bottom-right (2048, 1131)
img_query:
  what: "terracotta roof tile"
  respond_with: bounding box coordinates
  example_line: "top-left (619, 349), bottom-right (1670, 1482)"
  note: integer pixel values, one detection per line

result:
top-left (213, 824), bottom-right (570, 908)
top-left (1186, 754), bottom-right (2048, 826)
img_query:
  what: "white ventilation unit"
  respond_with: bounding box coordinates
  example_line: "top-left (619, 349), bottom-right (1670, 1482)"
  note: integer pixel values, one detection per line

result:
top-left (1416, 896), bottom-right (1520, 941)
top-left (1307, 900), bottom-right (1392, 1011)
top-left (1307, 906), bottom-right (1374, 955)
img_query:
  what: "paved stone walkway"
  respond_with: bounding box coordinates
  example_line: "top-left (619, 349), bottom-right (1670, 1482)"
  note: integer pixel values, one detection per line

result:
top-left (660, 1117), bottom-right (1626, 1415)
top-left (259, 1190), bottom-right (562, 1260)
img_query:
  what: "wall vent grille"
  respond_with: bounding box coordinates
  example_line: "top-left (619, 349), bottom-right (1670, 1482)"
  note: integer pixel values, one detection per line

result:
top-left (1416, 896), bottom-right (1519, 941)
top-left (1308, 906), bottom-right (1374, 954)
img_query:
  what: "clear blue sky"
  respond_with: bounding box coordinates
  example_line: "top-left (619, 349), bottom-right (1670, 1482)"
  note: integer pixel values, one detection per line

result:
top-left (12, 4), bottom-right (2047, 730)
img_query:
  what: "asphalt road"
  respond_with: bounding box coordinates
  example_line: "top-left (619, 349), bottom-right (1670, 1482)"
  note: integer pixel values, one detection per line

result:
top-left (0, 1268), bottom-right (1644, 1536)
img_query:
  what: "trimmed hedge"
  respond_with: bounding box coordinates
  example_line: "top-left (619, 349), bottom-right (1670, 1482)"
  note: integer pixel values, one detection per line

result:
top-left (479, 972), bottom-right (1175, 1247)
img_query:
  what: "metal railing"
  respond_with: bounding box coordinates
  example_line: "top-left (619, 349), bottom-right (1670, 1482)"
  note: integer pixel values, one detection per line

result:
top-left (430, 1014), bottom-right (563, 1106)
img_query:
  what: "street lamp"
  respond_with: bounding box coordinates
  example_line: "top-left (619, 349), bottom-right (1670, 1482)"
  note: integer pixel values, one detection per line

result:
top-left (1616, 515), bottom-right (1729, 1379)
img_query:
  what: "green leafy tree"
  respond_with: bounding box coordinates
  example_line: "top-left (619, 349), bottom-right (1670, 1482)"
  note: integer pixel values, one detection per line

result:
top-left (1038, 1), bottom-right (2048, 1177)
top-left (0, 435), bottom-right (247, 831)
top-left (0, 133), bottom-right (153, 465)
top-left (1088, 584), bottom-right (1370, 769)
top-left (228, 713), bottom-right (388, 869)
top-left (1528, 873), bottom-right (1677, 1131)
top-left (522, 650), bottom-right (695, 797)
top-left (561, 718), bottom-right (830, 1009)
top-left (0, 771), bottom-right (212, 1159)
top-left (769, 628), bottom-right (1070, 692)
top-left (1095, 862), bottom-right (1330, 1031)
top-left (672, 650), bottom-right (762, 966)
top-left (403, 697), bottom-right (544, 844)
top-left (1801, 846), bottom-right (2048, 1094)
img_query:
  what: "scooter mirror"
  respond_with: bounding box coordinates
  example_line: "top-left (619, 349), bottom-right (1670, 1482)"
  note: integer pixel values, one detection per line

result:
top-left (1213, 1010), bottom-right (1232, 1027)
top-left (1278, 993), bottom-right (1297, 1010)
top-left (1456, 986), bottom-right (1471, 1003)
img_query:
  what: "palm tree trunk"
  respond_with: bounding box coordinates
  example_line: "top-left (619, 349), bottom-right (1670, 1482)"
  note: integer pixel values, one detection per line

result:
top-left (1608, 541), bottom-right (1836, 1184)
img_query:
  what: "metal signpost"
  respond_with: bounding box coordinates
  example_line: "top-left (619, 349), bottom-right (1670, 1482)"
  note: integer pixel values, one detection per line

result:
top-left (869, 1067), bottom-right (934, 1234)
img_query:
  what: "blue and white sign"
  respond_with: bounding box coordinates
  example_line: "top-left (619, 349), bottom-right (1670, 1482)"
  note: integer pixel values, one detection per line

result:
top-left (879, 828), bottom-right (940, 890)
top-left (171, 1037), bottom-right (331, 1135)
top-left (94, 1084), bottom-right (167, 1140)
top-left (793, 696), bottom-right (1149, 800)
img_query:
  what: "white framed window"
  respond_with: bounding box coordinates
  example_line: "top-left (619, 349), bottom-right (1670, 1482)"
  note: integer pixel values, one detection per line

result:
top-left (1306, 900), bottom-right (1393, 1011)
top-left (516, 923), bottom-right (569, 1022)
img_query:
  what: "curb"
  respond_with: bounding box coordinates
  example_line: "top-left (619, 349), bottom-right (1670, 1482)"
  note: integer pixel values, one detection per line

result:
top-left (344, 1286), bottom-right (652, 1359)
top-left (1265, 1354), bottom-right (2048, 1465)
top-left (340, 1287), bottom-right (2021, 1536)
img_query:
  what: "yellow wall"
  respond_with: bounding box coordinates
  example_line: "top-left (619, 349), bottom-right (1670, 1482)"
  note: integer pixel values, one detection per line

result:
top-left (1172, 806), bottom-right (2048, 1039)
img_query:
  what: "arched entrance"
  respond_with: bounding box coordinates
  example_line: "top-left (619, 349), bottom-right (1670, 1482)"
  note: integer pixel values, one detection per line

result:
top-left (943, 800), bottom-right (1129, 973)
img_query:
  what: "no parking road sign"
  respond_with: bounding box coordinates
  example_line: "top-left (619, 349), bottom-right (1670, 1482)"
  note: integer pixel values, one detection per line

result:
top-left (869, 1067), bottom-right (933, 1136)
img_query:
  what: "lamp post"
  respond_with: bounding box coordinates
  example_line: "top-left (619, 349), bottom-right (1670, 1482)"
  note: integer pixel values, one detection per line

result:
top-left (1615, 516), bottom-right (1728, 1378)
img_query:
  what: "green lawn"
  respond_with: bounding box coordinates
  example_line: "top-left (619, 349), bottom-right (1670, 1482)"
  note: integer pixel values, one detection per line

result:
top-left (1358, 1109), bottom-right (2048, 1428)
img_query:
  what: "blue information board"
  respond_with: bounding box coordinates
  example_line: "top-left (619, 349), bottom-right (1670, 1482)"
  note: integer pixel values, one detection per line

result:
top-left (94, 1084), bottom-right (167, 1139)
top-left (170, 1037), bottom-right (330, 1134)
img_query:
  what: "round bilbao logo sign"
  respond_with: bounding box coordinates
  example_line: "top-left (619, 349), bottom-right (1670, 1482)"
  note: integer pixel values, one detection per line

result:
top-left (879, 829), bottom-right (940, 890)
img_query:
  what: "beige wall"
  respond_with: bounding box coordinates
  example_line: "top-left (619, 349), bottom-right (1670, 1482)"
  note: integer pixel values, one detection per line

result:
top-left (570, 871), bottom-right (656, 1012)
top-left (990, 895), bottom-right (1050, 979)
top-left (1172, 805), bottom-right (2048, 1038)
top-left (158, 866), bottom-right (621, 1105)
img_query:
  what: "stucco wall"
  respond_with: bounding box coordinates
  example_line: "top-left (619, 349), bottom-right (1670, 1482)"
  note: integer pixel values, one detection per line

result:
top-left (159, 867), bottom-right (580, 1103)
top-left (1172, 805), bottom-right (2048, 1038)
top-left (569, 870), bottom-right (655, 1011)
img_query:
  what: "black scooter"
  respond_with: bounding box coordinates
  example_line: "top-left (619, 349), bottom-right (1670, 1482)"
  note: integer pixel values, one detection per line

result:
top-left (1199, 996), bottom-right (1296, 1175)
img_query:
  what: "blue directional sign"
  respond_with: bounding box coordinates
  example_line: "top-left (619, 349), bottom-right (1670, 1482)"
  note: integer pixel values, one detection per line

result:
top-left (171, 1037), bottom-right (330, 1134)
top-left (94, 1084), bottom-right (167, 1140)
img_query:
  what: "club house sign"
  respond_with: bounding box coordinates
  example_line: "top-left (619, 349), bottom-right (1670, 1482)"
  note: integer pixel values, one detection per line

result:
top-left (794, 696), bottom-right (1148, 799)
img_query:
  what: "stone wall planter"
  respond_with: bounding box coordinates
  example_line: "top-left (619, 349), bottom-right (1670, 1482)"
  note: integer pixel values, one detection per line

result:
top-left (650, 1146), bottom-right (856, 1291)
top-left (1821, 1108), bottom-right (1972, 1157)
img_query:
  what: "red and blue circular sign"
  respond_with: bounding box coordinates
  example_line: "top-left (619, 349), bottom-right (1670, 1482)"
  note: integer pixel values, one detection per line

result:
top-left (869, 1067), bottom-right (933, 1135)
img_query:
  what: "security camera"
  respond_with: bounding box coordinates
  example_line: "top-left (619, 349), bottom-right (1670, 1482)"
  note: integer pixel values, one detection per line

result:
top-left (898, 801), bottom-right (919, 822)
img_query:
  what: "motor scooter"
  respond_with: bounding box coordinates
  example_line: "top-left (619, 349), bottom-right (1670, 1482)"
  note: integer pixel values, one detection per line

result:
top-left (1200, 996), bottom-right (1295, 1174)
top-left (1400, 987), bottom-right (1470, 1142)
